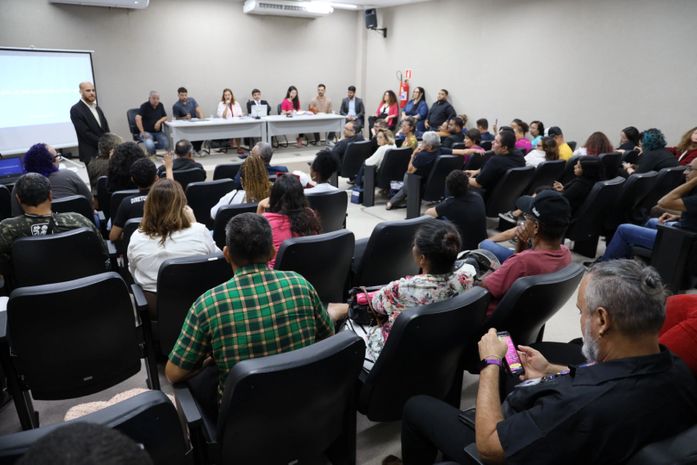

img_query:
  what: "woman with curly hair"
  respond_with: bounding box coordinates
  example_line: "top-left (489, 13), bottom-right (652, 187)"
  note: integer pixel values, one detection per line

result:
top-left (374, 90), bottom-right (399, 131)
top-left (107, 141), bottom-right (145, 194)
top-left (10, 142), bottom-right (93, 216)
top-left (257, 174), bottom-right (321, 268)
top-left (624, 128), bottom-right (678, 175)
top-left (668, 126), bottom-right (697, 166)
top-left (210, 154), bottom-right (271, 219)
top-left (128, 178), bottom-right (219, 315)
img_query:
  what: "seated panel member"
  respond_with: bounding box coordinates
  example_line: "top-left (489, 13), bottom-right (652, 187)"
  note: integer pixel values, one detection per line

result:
top-left (135, 90), bottom-right (169, 155)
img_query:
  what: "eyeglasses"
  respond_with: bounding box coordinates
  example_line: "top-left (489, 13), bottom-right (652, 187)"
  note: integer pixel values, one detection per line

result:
top-left (686, 166), bottom-right (694, 172)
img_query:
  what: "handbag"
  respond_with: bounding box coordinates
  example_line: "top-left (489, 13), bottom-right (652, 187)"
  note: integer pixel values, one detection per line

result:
top-left (347, 286), bottom-right (386, 327)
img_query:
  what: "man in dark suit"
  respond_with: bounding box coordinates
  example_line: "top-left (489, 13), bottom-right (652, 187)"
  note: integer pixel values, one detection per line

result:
top-left (339, 85), bottom-right (365, 131)
top-left (70, 81), bottom-right (110, 165)
top-left (246, 88), bottom-right (271, 117)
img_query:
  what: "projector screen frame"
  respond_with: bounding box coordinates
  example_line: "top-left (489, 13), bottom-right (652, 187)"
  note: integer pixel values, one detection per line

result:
top-left (0, 46), bottom-right (96, 156)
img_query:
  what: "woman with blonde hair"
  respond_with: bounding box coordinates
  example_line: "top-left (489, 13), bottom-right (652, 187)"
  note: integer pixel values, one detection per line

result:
top-left (128, 178), bottom-right (219, 315)
top-left (216, 88), bottom-right (244, 153)
top-left (210, 154), bottom-right (272, 219)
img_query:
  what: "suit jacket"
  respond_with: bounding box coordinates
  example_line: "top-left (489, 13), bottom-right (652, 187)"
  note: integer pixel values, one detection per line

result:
top-left (339, 97), bottom-right (365, 127)
top-left (70, 100), bottom-right (110, 163)
top-left (246, 99), bottom-right (271, 116)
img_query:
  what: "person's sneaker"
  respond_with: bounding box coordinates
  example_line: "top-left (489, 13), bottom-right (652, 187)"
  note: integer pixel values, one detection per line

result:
top-left (467, 248), bottom-right (501, 272)
top-left (382, 455), bottom-right (402, 465)
top-left (498, 211), bottom-right (516, 224)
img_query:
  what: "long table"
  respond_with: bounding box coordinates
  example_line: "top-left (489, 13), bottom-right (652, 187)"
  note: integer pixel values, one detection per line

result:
top-left (165, 118), bottom-right (266, 146)
top-left (263, 114), bottom-right (345, 144)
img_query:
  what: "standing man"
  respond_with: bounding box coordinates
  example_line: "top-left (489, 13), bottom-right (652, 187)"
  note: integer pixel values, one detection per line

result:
top-left (70, 81), bottom-right (110, 165)
top-left (340, 85), bottom-right (365, 131)
top-left (309, 83), bottom-right (334, 144)
top-left (424, 89), bottom-right (456, 131)
top-left (135, 90), bottom-right (169, 155)
top-left (172, 87), bottom-right (203, 152)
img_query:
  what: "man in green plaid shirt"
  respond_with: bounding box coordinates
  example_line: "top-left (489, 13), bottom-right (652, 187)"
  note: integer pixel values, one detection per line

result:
top-left (166, 213), bottom-right (334, 409)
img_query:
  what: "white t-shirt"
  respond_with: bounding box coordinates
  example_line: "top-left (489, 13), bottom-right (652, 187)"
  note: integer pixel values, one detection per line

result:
top-left (216, 101), bottom-right (243, 119)
top-left (365, 143), bottom-right (397, 168)
top-left (127, 222), bottom-right (220, 292)
top-left (524, 149), bottom-right (547, 167)
top-left (304, 183), bottom-right (340, 195)
top-left (210, 189), bottom-right (246, 220)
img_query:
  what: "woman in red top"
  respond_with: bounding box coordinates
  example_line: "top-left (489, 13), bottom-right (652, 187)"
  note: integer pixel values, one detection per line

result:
top-left (375, 90), bottom-right (399, 131)
top-left (281, 85), bottom-right (305, 148)
top-left (256, 174), bottom-right (321, 268)
top-left (668, 126), bottom-right (697, 166)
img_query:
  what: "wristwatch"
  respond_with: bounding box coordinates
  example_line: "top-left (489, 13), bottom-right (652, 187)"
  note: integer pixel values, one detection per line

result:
top-left (479, 357), bottom-right (503, 371)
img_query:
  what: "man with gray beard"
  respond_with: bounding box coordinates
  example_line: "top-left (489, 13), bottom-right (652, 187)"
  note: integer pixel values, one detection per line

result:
top-left (396, 260), bottom-right (697, 465)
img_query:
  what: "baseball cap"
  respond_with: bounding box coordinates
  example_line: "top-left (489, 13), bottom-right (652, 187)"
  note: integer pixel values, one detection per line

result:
top-left (515, 190), bottom-right (571, 226)
top-left (547, 126), bottom-right (563, 137)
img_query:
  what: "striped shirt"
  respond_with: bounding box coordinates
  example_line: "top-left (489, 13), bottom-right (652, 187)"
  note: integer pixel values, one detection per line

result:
top-left (169, 263), bottom-right (334, 401)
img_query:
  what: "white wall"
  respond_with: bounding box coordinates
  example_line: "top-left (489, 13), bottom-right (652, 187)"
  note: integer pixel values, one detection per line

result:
top-left (0, 0), bottom-right (362, 144)
top-left (363, 0), bottom-right (697, 144)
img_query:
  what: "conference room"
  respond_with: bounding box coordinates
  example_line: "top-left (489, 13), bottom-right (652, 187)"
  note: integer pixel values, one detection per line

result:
top-left (1, 0), bottom-right (696, 463)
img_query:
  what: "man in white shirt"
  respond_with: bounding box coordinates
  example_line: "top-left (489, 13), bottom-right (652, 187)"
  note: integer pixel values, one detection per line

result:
top-left (70, 81), bottom-right (110, 165)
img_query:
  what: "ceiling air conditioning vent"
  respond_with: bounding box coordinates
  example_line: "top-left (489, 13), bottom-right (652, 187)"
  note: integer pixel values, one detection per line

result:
top-left (243, 0), bottom-right (333, 18)
top-left (50, 0), bottom-right (148, 9)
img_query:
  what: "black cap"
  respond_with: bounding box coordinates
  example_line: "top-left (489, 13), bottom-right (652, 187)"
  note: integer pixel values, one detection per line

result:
top-left (547, 126), bottom-right (563, 137)
top-left (515, 190), bottom-right (571, 226)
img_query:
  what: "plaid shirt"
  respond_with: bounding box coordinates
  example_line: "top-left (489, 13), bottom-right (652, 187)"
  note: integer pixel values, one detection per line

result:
top-left (169, 263), bottom-right (334, 401)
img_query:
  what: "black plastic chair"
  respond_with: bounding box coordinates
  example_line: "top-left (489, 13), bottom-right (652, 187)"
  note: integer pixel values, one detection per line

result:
top-left (568, 140), bottom-right (577, 151)
top-left (636, 166), bottom-right (687, 220)
top-left (126, 108), bottom-right (140, 142)
top-left (51, 194), bottom-right (95, 225)
top-left (0, 185), bottom-right (10, 222)
top-left (626, 423), bottom-right (697, 465)
top-left (110, 188), bottom-right (140, 225)
top-left (359, 288), bottom-right (490, 422)
top-left (406, 155), bottom-right (464, 219)
top-left (603, 171), bottom-right (658, 238)
top-left (172, 168), bottom-right (206, 191)
top-left (559, 155), bottom-right (583, 184)
top-left (185, 179), bottom-right (235, 229)
top-left (566, 176), bottom-right (625, 257)
top-left (351, 216), bottom-right (435, 288)
top-left (363, 147), bottom-right (411, 207)
top-left (212, 162), bottom-right (244, 181)
top-left (212, 203), bottom-right (258, 250)
top-left (174, 331), bottom-right (365, 465)
top-left (11, 227), bottom-right (108, 288)
top-left (96, 176), bottom-right (111, 219)
top-left (0, 390), bottom-right (192, 465)
top-left (275, 230), bottom-right (354, 303)
top-left (154, 253), bottom-right (233, 357)
top-left (340, 140), bottom-right (373, 179)
top-left (484, 166), bottom-right (536, 217)
top-left (481, 141), bottom-right (492, 151)
top-left (634, 224), bottom-right (697, 293)
top-left (526, 160), bottom-right (566, 194)
top-left (0, 272), bottom-right (160, 430)
top-left (306, 190), bottom-right (348, 233)
top-left (599, 151), bottom-right (622, 179)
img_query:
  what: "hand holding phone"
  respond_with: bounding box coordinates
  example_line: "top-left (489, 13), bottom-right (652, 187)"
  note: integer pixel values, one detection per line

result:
top-left (497, 331), bottom-right (525, 376)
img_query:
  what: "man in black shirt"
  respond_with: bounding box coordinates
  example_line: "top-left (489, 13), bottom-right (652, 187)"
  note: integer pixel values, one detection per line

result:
top-left (331, 120), bottom-right (365, 167)
top-left (440, 116), bottom-right (465, 148)
top-left (398, 259), bottom-right (697, 465)
top-left (157, 139), bottom-right (204, 177)
top-left (466, 130), bottom-right (524, 195)
top-left (424, 89), bottom-right (456, 131)
top-left (135, 90), bottom-right (169, 154)
top-left (109, 158), bottom-right (158, 242)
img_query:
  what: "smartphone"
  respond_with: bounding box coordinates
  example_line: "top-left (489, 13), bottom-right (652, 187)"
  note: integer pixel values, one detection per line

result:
top-left (497, 331), bottom-right (525, 376)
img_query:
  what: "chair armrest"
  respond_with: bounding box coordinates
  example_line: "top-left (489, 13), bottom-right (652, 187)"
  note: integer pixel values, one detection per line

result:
top-left (131, 283), bottom-right (160, 390)
top-left (464, 443), bottom-right (484, 465)
top-left (106, 240), bottom-right (118, 271)
top-left (131, 283), bottom-right (148, 320)
top-left (0, 309), bottom-right (6, 343)
top-left (173, 383), bottom-right (202, 430)
top-left (362, 165), bottom-right (377, 207)
top-left (406, 173), bottom-right (422, 219)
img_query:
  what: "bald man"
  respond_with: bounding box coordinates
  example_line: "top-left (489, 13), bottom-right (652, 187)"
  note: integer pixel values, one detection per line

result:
top-left (70, 81), bottom-right (110, 164)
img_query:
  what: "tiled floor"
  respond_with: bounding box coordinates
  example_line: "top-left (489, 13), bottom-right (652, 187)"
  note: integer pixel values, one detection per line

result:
top-left (0, 145), bottom-right (590, 464)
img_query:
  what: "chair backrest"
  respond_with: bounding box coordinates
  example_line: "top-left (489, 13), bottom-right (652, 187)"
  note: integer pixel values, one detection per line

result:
top-left (376, 147), bottom-right (412, 189)
top-left (118, 217), bottom-right (142, 260)
top-left (7, 272), bottom-right (142, 400)
top-left (450, 142), bottom-right (466, 150)
top-left (568, 140), bottom-right (577, 151)
top-left (96, 176), bottom-right (110, 218)
top-left (422, 155), bottom-right (464, 202)
top-left (12, 227), bottom-right (107, 287)
top-left (639, 166), bottom-right (687, 212)
top-left (186, 179), bottom-right (235, 229)
top-left (0, 185), bottom-right (12, 222)
top-left (212, 203), bottom-right (258, 249)
top-left (626, 424), bottom-right (697, 465)
top-left (51, 194), bottom-right (95, 225)
top-left (157, 253), bottom-right (233, 356)
top-left (126, 108), bottom-right (140, 140)
top-left (650, 224), bottom-right (697, 293)
top-left (172, 168), bottom-right (206, 190)
top-left (526, 160), bottom-right (566, 194)
top-left (566, 176), bottom-right (625, 242)
top-left (340, 140), bottom-right (373, 178)
top-left (110, 189), bottom-right (140, 223)
top-left (217, 332), bottom-right (365, 464)
top-left (481, 140), bottom-right (492, 151)
top-left (0, 390), bottom-right (191, 465)
top-left (604, 171), bottom-right (658, 232)
top-left (359, 288), bottom-right (490, 422)
top-left (599, 151), bottom-right (622, 179)
top-left (305, 190), bottom-right (348, 233)
top-left (485, 166), bottom-right (536, 216)
top-left (212, 162), bottom-right (244, 181)
top-left (275, 230), bottom-right (354, 303)
top-left (354, 216), bottom-right (435, 287)
top-left (485, 263), bottom-right (585, 345)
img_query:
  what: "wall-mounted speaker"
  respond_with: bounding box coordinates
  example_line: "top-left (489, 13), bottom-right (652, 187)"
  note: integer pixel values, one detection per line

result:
top-left (365, 9), bottom-right (377, 29)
